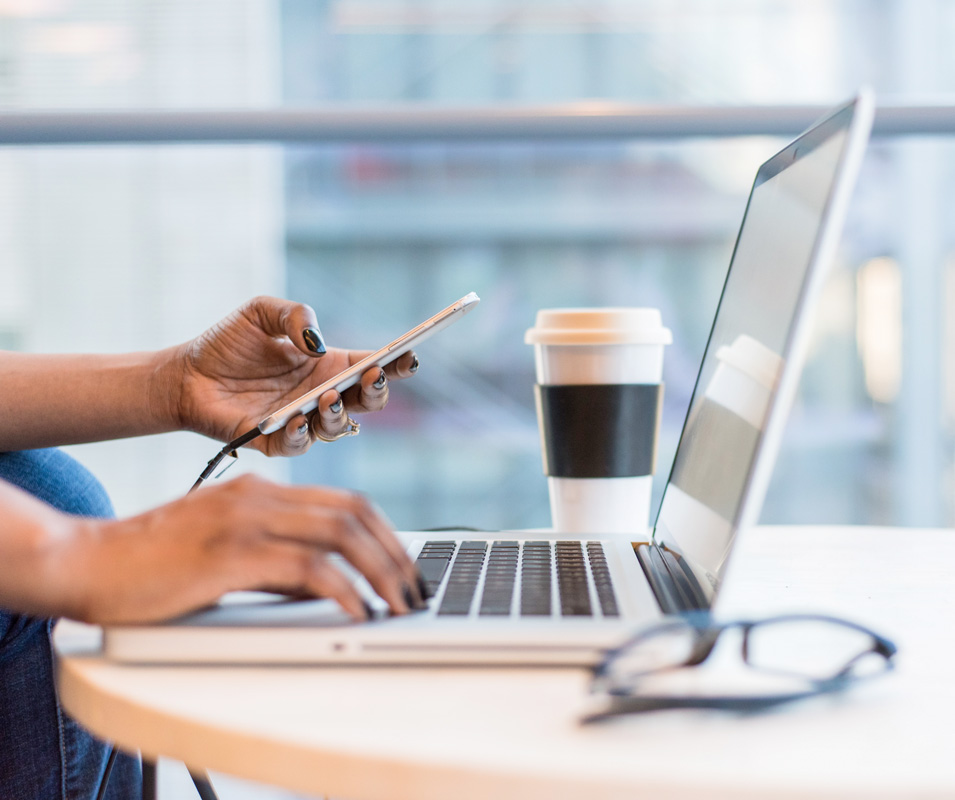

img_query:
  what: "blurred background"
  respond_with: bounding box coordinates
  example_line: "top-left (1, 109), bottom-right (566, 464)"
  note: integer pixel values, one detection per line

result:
top-left (1, 0), bottom-right (953, 539)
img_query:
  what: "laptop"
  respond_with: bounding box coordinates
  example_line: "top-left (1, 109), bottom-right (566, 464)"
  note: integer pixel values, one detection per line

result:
top-left (103, 91), bottom-right (874, 666)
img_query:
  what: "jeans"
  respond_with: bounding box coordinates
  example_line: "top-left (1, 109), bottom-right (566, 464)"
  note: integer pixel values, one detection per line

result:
top-left (0, 449), bottom-right (142, 800)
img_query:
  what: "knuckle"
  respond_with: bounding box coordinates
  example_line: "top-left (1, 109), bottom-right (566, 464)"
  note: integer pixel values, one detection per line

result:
top-left (245, 294), bottom-right (273, 315)
top-left (291, 549), bottom-right (319, 586)
top-left (222, 501), bottom-right (254, 533)
top-left (201, 486), bottom-right (238, 520)
top-left (347, 491), bottom-right (374, 519)
top-left (232, 472), bottom-right (268, 492)
top-left (328, 511), bottom-right (358, 547)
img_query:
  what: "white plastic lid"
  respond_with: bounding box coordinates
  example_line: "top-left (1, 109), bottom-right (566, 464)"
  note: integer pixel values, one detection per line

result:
top-left (525, 307), bottom-right (672, 346)
top-left (715, 335), bottom-right (783, 390)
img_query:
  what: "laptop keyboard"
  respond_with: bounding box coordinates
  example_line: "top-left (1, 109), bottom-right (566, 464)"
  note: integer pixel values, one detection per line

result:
top-left (415, 540), bottom-right (619, 619)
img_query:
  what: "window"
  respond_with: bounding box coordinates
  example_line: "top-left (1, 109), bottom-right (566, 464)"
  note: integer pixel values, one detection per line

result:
top-left (1, 0), bottom-right (951, 528)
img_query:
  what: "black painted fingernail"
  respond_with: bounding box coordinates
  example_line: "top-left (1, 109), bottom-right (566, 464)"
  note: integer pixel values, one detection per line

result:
top-left (297, 422), bottom-right (309, 436)
top-left (409, 354), bottom-right (419, 374)
top-left (303, 327), bottom-right (326, 356)
top-left (416, 573), bottom-right (432, 600)
top-left (362, 600), bottom-right (375, 621)
top-left (373, 369), bottom-right (386, 390)
top-left (402, 583), bottom-right (428, 611)
top-left (330, 398), bottom-right (343, 414)
top-left (403, 582), bottom-right (427, 610)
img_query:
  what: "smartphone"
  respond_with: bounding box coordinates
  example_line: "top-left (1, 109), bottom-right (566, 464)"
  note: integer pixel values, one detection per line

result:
top-left (257, 291), bottom-right (481, 435)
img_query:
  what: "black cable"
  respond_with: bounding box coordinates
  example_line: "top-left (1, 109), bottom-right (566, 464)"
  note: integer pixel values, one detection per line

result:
top-left (93, 432), bottom-right (261, 800)
top-left (94, 746), bottom-right (118, 800)
top-left (189, 426), bottom-right (262, 493)
top-left (189, 769), bottom-right (222, 800)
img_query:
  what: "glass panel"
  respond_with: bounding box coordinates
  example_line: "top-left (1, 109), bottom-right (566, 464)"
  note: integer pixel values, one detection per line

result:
top-left (284, 139), bottom-right (738, 530)
top-left (0, 144), bottom-right (287, 515)
top-left (0, 1), bottom-right (950, 535)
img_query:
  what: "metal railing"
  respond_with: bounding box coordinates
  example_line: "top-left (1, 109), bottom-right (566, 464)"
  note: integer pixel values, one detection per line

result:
top-left (0, 100), bottom-right (947, 526)
top-left (1, 103), bottom-right (955, 144)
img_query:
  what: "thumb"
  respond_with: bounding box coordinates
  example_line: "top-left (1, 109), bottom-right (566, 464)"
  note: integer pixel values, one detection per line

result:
top-left (245, 296), bottom-right (326, 358)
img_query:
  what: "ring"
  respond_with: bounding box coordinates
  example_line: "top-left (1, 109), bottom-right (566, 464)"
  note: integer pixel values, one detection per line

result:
top-left (316, 415), bottom-right (360, 443)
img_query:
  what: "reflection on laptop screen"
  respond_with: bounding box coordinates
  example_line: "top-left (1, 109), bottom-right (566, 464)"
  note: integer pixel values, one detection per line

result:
top-left (653, 116), bottom-right (852, 597)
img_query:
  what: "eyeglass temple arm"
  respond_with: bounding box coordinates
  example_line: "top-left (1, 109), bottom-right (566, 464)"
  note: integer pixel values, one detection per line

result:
top-left (189, 426), bottom-right (262, 493)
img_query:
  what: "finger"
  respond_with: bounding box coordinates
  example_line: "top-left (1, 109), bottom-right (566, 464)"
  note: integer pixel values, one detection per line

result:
top-left (310, 390), bottom-right (349, 440)
top-left (268, 415), bottom-right (312, 458)
top-left (253, 483), bottom-right (418, 613)
top-left (350, 495), bottom-right (425, 603)
top-left (263, 503), bottom-right (411, 615)
top-left (242, 540), bottom-right (370, 622)
top-left (387, 350), bottom-right (420, 381)
top-left (280, 486), bottom-right (422, 607)
top-left (244, 296), bottom-right (327, 358)
top-left (342, 366), bottom-right (389, 414)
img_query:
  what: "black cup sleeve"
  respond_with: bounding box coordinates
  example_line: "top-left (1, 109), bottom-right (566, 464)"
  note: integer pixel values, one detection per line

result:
top-left (535, 383), bottom-right (664, 479)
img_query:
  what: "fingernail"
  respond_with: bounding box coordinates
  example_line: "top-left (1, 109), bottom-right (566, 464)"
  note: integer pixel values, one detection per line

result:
top-left (373, 369), bottom-right (386, 390)
top-left (409, 354), bottom-right (419, 374)
top-left (330, 398), bottom-right (343, 414)
top-left (416, 573), bottom-right (432, 600)
top-left (362, 600), bottom-right (375, 621)
top-left (402, 583), bottom-right (427, 612)
top-left (303, 327), bottom-right (326, 356)
top-left (404, 582), bottom-right (427, 611)
top-left (296, 422), bottom-right (309, 436)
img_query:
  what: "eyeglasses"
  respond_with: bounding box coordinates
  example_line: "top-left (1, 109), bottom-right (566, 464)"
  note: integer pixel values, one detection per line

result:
top-left (582, 612), bottom-right (897, 723)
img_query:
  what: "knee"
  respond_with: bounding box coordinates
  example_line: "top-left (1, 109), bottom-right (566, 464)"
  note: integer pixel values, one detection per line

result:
top-left (0, 449), bottom-right (114, 519)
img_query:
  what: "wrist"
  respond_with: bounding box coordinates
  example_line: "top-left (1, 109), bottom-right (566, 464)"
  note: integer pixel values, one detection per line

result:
top-left (148, 343), bottom-right (191, 433)
top-left (41, 516), bottom-right (126, 624)
top-left (40, 516), bottom-right (97, 623)
top-left (0, 484), bottom-right (97, 621)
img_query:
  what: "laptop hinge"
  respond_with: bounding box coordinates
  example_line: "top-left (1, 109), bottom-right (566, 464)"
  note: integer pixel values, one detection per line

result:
top-left (635, 543), bottom-right (709, 615)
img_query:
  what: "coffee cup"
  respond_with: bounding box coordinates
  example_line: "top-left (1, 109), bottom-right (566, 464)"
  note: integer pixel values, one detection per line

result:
top-left (525, 308), bottom-right (672, 535)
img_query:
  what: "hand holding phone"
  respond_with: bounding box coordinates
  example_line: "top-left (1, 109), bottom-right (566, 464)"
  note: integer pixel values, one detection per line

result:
top-left (190, 291), bottom-right (480, 493)
top-left (257, 291), bottom-right (481, 435)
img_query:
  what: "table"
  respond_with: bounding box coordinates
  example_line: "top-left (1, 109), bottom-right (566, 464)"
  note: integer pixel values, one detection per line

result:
top-left (55, 525), bottom-right (955, 800)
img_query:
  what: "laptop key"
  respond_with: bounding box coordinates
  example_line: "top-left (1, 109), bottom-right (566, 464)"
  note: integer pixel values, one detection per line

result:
top-left (586, 542), bottom-right (620, 617)
top-left (479, 542), bottom-right (519, 616)
top-left (556, 542), bottom-right (592, 617)
top-left (437, 542), bottom-right (488, 616)
top-left (415, 556), bottom-right (452, 593)
top-left (520, 542), bottom-right (552, 616)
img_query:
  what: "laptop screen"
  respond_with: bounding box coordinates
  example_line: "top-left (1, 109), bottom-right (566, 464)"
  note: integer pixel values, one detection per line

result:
top-left (652, 102), bottom-right (863, 601)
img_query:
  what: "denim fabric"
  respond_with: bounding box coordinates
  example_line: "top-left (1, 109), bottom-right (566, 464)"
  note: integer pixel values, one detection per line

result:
top-left (0, 449), bottom-right (142, 799)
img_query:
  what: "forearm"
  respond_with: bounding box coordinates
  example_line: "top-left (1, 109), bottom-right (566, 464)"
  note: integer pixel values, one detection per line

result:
top-left (0, 348), bottom-right (184, 450)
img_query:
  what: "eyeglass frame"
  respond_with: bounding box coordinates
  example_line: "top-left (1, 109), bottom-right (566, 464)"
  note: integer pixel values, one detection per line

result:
top-left (583, 612), bottom-right (897, 722)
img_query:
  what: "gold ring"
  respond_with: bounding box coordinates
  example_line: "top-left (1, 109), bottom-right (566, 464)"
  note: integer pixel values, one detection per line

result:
top-left (316, 415), bottom-right (360, 443)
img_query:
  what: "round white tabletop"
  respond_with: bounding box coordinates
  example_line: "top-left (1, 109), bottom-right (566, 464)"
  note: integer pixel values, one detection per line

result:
top-left (56, 526), bottom-right (955, 800)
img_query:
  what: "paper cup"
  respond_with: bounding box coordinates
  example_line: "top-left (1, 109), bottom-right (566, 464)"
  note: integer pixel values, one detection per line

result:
top-left (525, 308), bottom-right (672, 535)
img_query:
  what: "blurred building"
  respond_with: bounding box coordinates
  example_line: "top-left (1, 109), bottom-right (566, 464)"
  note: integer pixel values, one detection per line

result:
top-left (0, 1), bottom-right (287, 514)
top-left (280, 1), bottom-right (955, 530)
top-left (0, 0), bottom-right (951, 531)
